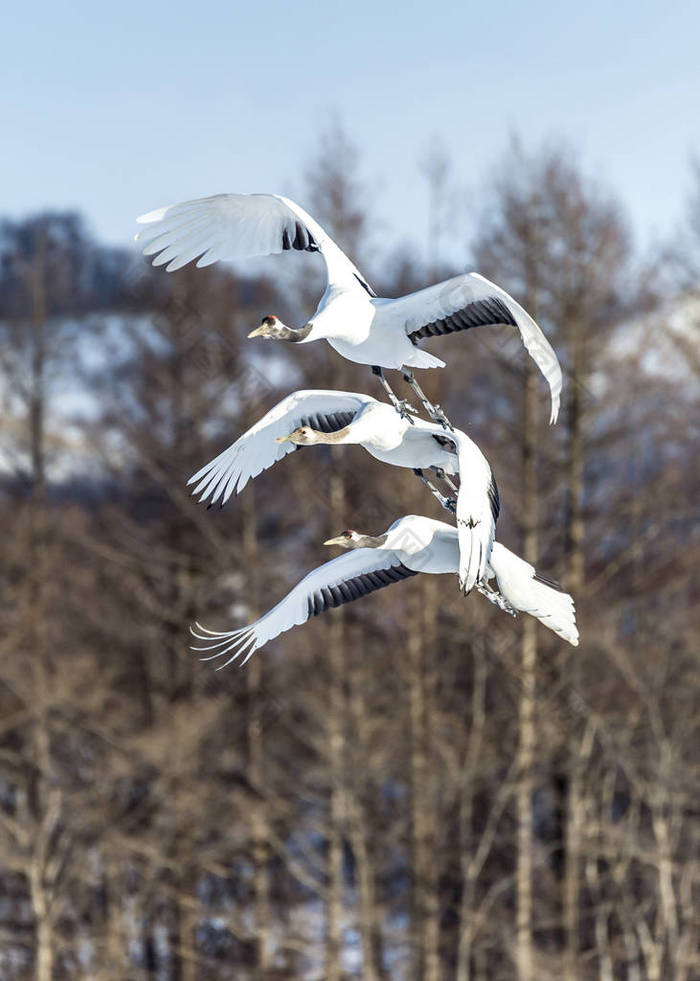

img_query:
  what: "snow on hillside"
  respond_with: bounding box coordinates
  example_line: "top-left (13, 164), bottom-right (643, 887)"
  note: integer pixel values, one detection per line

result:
top-left (607, 292), bottom-right (699, 382)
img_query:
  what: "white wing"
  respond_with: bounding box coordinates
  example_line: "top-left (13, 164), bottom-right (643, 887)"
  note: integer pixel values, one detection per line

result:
top-left (380, 271), bottom-right (562, 423)
top-left (135, 192), bottom-right (374, 294)
top-left (191, 547), bottom-right (419, 667)
top-left (188, 390), bottom-right (375, 506)
top-left (489, 543), bottom-right (579, 646)
top-left (452, 431), bottom-right (498, 594)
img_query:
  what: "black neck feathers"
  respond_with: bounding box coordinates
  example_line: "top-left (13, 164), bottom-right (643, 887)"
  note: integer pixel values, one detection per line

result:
top-left (278, 322), bottom-right (313, 342)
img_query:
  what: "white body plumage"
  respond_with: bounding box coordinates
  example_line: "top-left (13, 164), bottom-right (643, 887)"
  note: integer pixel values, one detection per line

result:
top-left (191, 515), bottom-right (578, 668)
top-left (188, 391), bottom-right (497, 594)
top-left (136, 193), bottom-right (562, 421)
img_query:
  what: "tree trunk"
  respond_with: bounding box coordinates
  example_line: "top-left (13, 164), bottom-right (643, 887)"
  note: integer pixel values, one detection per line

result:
top-left (171, 848), bottom-right (197, 981)
top-left (325, 456), bottom-right (345, 981)
top-left (420, 574), bottom-right (440, 981)
top-left (35, 913), bottom-right (54, 981)
top-left (563, 317), bottom-right (586, 980)
top-left (562, 755), bottom-right (581, 980)
top-left (407, 583), bottom-right (436, 981)
top-left (27, 232), bottom-right (56, 981)
top-left (565, 322), bottom-right (586, 595)
top-left (166, 289), bottom-right (199, 980)
top-left (103, 854), bottom-right (127, 980)
top-left (516, 360), bottom-right (539, 981)
top-left (243, 484), bottom-right (272, 979)
top-left (347, 639), bottom-right (386, 981)
top-left (456, 640), bottom-right (487, 981)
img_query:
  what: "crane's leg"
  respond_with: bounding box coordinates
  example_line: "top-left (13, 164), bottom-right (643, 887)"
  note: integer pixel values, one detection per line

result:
top-left (371, 366), bottom-right (417, 423)
top-left (413, 468), bottom-right (456, 514)
top-left (402, 370), bottom-right (454, 431)
top-left (430, 466), bottom-right (460, 499)
top-left (476, 581), bottom-right (517, 617)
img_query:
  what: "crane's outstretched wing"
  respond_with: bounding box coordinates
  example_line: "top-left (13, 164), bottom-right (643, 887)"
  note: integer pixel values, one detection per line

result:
top-left (191, 548), bottom-right (418, 667)
top-left (488, 543), bottom-right (579, 646)
top-left (382, 272), bottom-right (561, 423)
top-left (452, 431), bottom-right (499, 594)
top-left (136, 193), bottom-right (374, 294)
top-left (189, 390), bottom-right (375, 505)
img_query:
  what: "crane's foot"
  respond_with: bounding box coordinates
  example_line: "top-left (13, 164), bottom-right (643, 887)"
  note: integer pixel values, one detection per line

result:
top-left (476, 581), bottom-right (517, 617)
top-left (402, 371), bottom-right (455, 431)
top-left (430, 466), bottom-right (460, 502)
top-left (397, 399), bottom-right (419, 421)
top-left (413, 468), bottom-right (457, 514)
top-left (429, 403), bottom-right (455, 431)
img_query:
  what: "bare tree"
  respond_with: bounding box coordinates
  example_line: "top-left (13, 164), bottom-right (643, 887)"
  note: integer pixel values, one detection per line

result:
top-left (0, 139), bottom-right (696, 981)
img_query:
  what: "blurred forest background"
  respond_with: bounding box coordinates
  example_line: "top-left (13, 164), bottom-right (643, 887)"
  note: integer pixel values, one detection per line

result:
top-left (0, 126), bottom-right (698, 980)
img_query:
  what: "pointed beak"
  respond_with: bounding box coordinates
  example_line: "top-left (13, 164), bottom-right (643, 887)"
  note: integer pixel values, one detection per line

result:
top-left (323, 536), bottom-right (346, 547)
top-left (275, 434), bottom-right (292, 444)
top-left (247, 326), bottom-right (266, 339)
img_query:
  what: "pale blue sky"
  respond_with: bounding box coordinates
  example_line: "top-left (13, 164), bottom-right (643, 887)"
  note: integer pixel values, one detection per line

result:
top-left (3, 0), bottom-right (699, 264)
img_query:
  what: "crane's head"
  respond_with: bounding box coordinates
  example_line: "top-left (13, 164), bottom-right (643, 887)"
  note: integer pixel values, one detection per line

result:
top-left (323, 529), bottom-right (388, 549)
top-left (248, 315), bottom-right (282, 338)
top-left (248, 315), bottom-right (312, 342)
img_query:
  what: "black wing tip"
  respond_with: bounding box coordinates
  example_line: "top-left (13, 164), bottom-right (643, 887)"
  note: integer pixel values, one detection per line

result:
top-left (282, 220), bottom-right (320, 253)
top-left (409, 297), bottom-right (517, 341)
top-left (306, 562), bottom-right (418, 618)
top-left (533, 571), bottom-right (563, 591)
top-left (354, 273), bottom-right (377, 298)
top-left (488, 473), bottom-right (500, 523)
